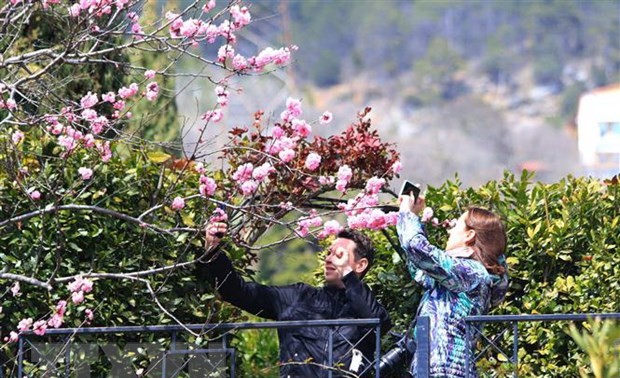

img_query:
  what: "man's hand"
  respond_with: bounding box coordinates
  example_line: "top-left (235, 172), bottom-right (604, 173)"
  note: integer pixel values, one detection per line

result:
top-left (332, 246), bottom-right (353, 281)
top-left (204, 221), bottom-right (228, 253)
top-left (399, 195), bottom-right (426, 215)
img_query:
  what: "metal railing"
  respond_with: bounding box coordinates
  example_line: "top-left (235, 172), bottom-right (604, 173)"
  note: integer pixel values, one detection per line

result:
top-left (7, 312), bottom-right (616, 377)
top-left (5, 318), bottom-right (432, 378)
top-left (463, 312), bottom-right (620, 378)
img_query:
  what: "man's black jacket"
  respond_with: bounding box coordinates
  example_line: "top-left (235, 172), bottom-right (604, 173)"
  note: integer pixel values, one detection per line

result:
top-left (203, 251), bottom-right (391, 377)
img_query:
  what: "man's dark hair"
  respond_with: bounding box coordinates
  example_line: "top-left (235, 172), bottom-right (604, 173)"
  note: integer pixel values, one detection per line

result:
top-left (337, 228), bottom-right (375, 275)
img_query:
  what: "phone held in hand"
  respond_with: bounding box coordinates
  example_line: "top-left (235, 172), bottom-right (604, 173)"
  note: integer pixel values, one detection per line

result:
top-left (399, 180), bottom-right (421, 201)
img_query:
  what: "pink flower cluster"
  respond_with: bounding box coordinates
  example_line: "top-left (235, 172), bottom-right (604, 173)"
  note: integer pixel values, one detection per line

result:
top-left (78, 167), bottom-right (93, 180)
top-left (68, 276), bottom-right (94, 305)
top-left (317, 220), bottom-right (343, 239)
top-left (68, 0), bottom-right (128, 18)
top-left (0, 97), bottom-right (17, 111)
top-left (199, 175), bottom-right (217, 197)
top-left (338, 177), bottom-right (398, 231)
top-left (305, 153), bottom-right (321, 171)
top-left (232, 163), bottom-right (258, 196)
top-left (145, 82), bottom-right (159, 101)
top-left (336, 165), bottom-right (352, 193)
top-left (171, 197), bottom-right (185, 211)
top-left (8, 278), bottom-right (95, 341)
top-left (296, 210), bottom-right (323, 236)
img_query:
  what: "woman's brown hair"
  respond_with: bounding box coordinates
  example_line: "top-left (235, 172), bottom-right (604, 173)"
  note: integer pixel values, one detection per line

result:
top-left (464, 207), bottom-right (506, 275)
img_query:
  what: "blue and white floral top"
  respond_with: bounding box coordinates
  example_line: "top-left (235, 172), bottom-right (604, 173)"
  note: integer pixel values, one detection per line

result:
top-left (397, 211), bottom-right (508, 377)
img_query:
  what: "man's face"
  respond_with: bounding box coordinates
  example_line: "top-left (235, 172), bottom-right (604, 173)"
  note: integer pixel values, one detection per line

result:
top-left (324, 238), bottom-right (357, 285)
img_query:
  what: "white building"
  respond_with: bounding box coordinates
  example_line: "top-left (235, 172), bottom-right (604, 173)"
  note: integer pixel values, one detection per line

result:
top-left (576, 84), bottom-right (620, 177)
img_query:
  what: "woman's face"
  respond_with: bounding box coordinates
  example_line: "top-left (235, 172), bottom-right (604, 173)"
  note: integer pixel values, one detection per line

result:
top-left (446, 212), bottom-right (473, 251)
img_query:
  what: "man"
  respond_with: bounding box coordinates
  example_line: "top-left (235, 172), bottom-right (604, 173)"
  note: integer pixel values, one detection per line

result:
top-left (200, 221), bottom-right (391, 377)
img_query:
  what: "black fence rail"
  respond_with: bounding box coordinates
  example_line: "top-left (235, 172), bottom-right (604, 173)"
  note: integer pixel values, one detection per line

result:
top-left (5, 312), bottom-right (617, 377)
top-left (463, 312), bottom-right (620, 378)
top-left (4, 318), bottom-right (432, 378)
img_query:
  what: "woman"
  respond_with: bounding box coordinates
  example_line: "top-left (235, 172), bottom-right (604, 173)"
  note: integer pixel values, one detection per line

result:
top-left (397, 194), bottom-right (508, 377)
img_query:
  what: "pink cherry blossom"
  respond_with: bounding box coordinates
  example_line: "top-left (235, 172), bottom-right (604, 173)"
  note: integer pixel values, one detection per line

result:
top-left (252, 162), bottom-right (275, 182)
top-left (68, 4), bottom-right (81, 16)
top-left (271, 126), bottom-right (285, 139)
top-left (320, 111), bottom-right (333, 125)
top-left (81, 108), bottom-right (97, 121)
top-left (199, 176), bottom-right (217, 197)
top-left (365, 177), bottom-right (385, 195)
top-left (201, 109), bottom-right (223, 123)
top-left (82, 134), bottom-right (96, 148)
top-left (194, 162), bottom-right (206, 174)
top-left (56, 300), bottom-right (68, 316)
top-left (367, 209), bottom-right (389, 230)
top-left (298, 212), bottom-right (323, 229)
top-left (58, 135), bottom-right (78, 153)
top-left (232, 54), bottom-right (248, 70)
top-left (305, 153), bottom-right (321, 171)
top-left (17, 318), bottom-right (33, 332)
top-left (145, 82), bottom-right (159, 101)
top-left (78, 167), bottom-right (93, 180)
top-left (322, 220), bottom-right (342, 236)
top-left (85, 309), bottom-right (94, 323)
top-left (102, 91), bottom-right (115, 103)
top-left (47, 314), bottom-right (63, 329)
top-left (279, 201), bottom-right (293, 210)
top-left (96, 140), bottom-right (112, 162)
top-left (80, 92), bottom-right (98, 109)
top-left (68, 276), bottom-right (93, 293)
top-left (203, 0), bottom-right (215, 12)
top-left (217, 44), bottom-right (235, 63)
top-left (118, 83), bottom-right (139, 99)
top-left (292, 119), bottom-right (312, 138)
top-left (232, 163), bottom-right (254, 183)
top-left (384, 212), bottom-right (399, 226)
top-left (391, 160), bottom-right (402, 175)
top-left (8, 331), bottom-right (18, 343)
top-left (113, 100), bottom-right (125, 110)
top-left (29, 189), bottom-right (41, 200)
top-left (347, 213), bottom-right (369, 230)
top-left (180, 19), bottom-right (200, 38)
top-left (319, 176), bottom-right (334, 185)
top-left (72, 291), bottom-right (85, 304)
top-left (335, 180), bottom-right (348, 193)
top-left (285, 97), bottom-right (302, 118)
top-left (230, 5), bottom-right (251, 29)
top-left (11, 130), bottom-right (24, 144)
top-left (250, 47), bottom-right (292, 71)
top-left (10, 282), bottom-right (20, 297)
top-left (144, 70), bottom-right (156, 79)
top-left (278, 148), bottom-right (295, 163)
top-left (90, 116), bottom-right (109, 134)
top-left (337, 165), bottom-right (352, 182)
top-left (5, 98), bottom-right (17, 110)
top-left (171, 197), bottom-right (185, 210)
top-left (240, 180), bottom-right (258, 196)
top-left (131, 21), bottom-right (144, 36)
top-left (32, 320), bottom-right (47, 336)
top-left (296, 225), bottom-right (309, 237)
top-left (47, 122), bottom-right (64, 135)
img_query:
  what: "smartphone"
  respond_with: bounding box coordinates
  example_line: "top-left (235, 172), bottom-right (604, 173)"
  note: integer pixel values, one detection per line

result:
top-left (212, 203), bottom-right (227, 238)
top-left (399, 180), bottom-right (421, 201)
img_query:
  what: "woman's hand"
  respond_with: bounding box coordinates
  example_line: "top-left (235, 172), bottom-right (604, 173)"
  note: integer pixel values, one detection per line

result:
top-left (399, 195), bottom-right (426, 215)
